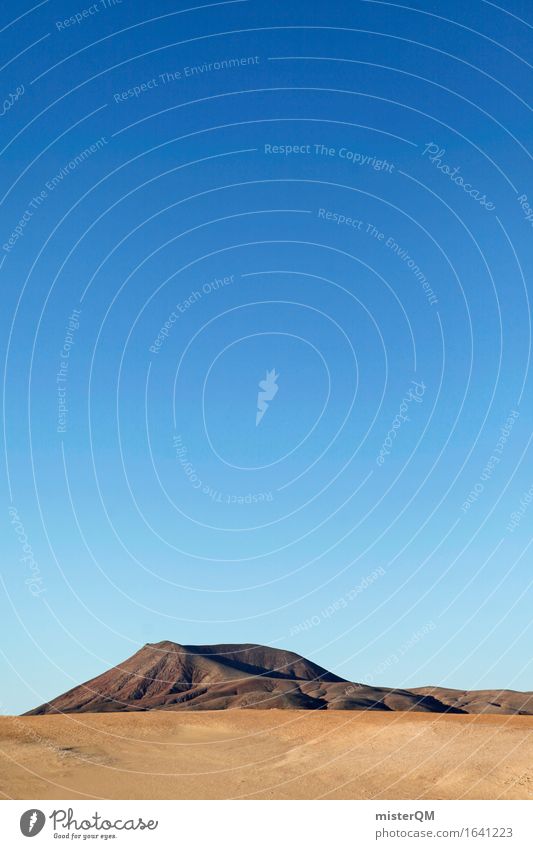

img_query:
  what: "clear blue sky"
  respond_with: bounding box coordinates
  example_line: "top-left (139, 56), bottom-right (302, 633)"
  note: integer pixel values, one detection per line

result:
top-left (1, 0), bottom-right (532, 714)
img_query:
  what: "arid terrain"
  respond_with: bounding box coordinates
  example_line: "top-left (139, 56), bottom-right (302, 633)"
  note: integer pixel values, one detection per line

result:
top-left (25, 642), bottom-right (533, 715)
top-left (1, 710), bottom-right (533, 800)
top-left (6, 642), bottom-right (532, 800)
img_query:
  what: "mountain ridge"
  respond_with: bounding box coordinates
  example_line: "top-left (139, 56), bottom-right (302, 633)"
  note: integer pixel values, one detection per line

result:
top-left (24, 641), bottom-right (533, 716)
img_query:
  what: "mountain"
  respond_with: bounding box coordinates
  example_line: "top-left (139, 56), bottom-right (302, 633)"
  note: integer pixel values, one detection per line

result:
top-left (25, 641), bottom-right (533, 716)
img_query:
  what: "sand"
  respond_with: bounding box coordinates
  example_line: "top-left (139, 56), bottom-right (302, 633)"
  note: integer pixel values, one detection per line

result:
top-left (1, 710), bottom-right (533, 800)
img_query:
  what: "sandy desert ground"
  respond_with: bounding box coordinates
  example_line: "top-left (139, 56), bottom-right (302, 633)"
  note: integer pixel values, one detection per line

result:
top-left (1, 710), bottom-right (533, 800)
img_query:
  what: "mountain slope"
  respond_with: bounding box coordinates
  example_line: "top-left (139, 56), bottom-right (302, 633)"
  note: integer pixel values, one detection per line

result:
top-left (24, 641), bottom-right (533, 716)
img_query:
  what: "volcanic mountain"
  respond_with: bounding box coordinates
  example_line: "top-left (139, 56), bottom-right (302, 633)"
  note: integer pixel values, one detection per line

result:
top-left (25, 641), bottom-right (533, 716)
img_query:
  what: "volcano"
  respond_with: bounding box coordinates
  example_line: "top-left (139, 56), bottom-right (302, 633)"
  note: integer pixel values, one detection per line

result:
top-left (25, 641), bottom-right (533, 716)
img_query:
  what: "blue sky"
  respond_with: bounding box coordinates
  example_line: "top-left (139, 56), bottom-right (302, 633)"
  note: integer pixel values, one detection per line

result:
top-left (1, 0), bottom-right (533, 714)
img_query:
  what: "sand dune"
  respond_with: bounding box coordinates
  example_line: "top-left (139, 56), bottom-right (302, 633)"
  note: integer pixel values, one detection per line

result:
top-left (2, 710), bottom-right (533, 800)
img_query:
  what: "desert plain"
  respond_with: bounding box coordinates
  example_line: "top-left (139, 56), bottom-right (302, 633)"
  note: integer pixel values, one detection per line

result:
top-left (1, 709), bottom-right (533, 800)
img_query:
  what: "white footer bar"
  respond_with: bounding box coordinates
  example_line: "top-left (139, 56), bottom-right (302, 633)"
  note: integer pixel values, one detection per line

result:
top-left (2, 799), bottom-right (532, 847)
